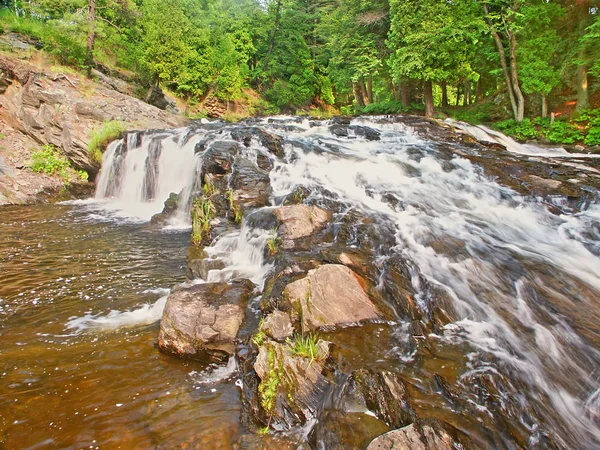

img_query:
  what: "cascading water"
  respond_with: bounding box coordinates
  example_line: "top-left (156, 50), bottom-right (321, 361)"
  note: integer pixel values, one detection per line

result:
top-left (3, 115), bottom-right (600, 449)
top-left (94, 127), bottom-right (205, 222)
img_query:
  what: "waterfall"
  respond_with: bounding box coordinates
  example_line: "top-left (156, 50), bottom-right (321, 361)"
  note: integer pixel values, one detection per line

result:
top-left (94, 127), bottom-right (205, 221)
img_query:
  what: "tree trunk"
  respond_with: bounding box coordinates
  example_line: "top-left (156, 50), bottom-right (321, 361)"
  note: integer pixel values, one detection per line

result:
top-left (14, 0), bottom-right (18, 16)
top-left (456, 85), bottom-right (461, 107)
top-left (476, 78), bottom-right (483, 101)
top-left (424, 81), bottom-right (434, 118)
top-left (508, 30), bottom-right (525, 121)
top-left (575, 58), bottom-right (589, 113)
top-left (366, 76), bottom-right (373, 104)
top-left (483, 4), bottom-right (522, 121)
top-left (463, 82), bottom-right (469, 107)
top-left (441, 81), bottom-right (449, 108)
top-left (85, 0), bottom-right (96, 78)
top-left (359, 79), bottom-right (370, 105)
top-left (353, 82), bottom-right (365, 108)
top-left (400, 82), bottom-right (410, 108)
top-left (541, 94), bottom-right (548, 118)
top-left (263, 0), bottom-right (282, 72)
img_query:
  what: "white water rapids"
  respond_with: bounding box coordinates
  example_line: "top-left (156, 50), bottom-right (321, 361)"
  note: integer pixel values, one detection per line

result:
top-left (81, 116), bottom-right (600, 448)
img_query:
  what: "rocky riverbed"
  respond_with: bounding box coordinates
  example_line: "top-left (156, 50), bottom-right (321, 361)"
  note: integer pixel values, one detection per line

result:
top-left (93, 114), bottom-right (600, 449)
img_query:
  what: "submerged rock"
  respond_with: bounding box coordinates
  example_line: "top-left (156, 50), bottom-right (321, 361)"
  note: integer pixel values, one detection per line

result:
top-left (342, 369), bottom-right (415, 429)
top-left (366, 419), bottom-right (469, 450)
top-left (284, 264), bottom-right (381, 330)
top-left (309, 411), bottom-right (390, 450)
top-left (158, 279), bottom-right (254, 361)
top-left (350, 125), bottom-right (381, 141)
top-left (274, 204), bottom-right (332, 249)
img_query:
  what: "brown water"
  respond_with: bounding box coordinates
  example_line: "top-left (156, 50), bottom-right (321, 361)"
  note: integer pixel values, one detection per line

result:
top-left (0, 204), bottom-right (241, 449)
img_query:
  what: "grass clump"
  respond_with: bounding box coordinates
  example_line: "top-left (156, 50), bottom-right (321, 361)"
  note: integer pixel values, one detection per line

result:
top-left (30, 144), bottom-right (88, 183)
top-left (88, 121), bottom-right (126, 164)
top-left (266, 232), bottom-right (280, 256)
top-left (286, 332), bottom-right (323, 363)
top-left (191, 196), bottom-right (213, 245)
top-left (226, 189), bottom-right (243, 223)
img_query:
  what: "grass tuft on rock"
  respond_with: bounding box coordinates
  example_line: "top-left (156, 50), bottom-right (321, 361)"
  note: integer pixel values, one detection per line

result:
top-left (88, 121), bottom-right (126, 164)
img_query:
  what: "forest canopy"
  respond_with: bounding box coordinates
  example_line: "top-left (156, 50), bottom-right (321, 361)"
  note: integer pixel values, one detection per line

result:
top-left (1, 0), bottom-right (599, 123)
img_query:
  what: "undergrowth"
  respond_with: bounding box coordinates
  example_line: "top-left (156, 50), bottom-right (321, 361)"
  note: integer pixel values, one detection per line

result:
top-left (30, 144), bottom-right (87, 183)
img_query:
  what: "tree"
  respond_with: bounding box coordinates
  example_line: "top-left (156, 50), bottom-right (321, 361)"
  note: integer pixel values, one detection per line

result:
top-left (388, 0), bottom-right (483, 117)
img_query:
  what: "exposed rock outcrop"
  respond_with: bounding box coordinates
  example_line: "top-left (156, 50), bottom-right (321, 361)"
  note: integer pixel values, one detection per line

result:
top-left (158, 279), bottom-right (254, 361)
top-left (0, 54), bottom-right (186, 178)
top-left (283, 264), bottom-right (381, 330)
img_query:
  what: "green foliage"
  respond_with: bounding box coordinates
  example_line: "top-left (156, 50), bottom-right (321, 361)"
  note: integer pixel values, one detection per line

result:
top-left (191, 196), bottom-right (213, 245)
top-left (30, 144), bottom-right (87, 183)
top-left (88, 121), bottom-right (126, 164)
top-left (252, 318), bottom-right (266, 346)
top-left (544, 121), bottom-right (584, 145)
top-left (286, 332), bottom-right (323, 363)
top-left (266, 229), bottom-right (280, 256)
top-left (258, 345), bottom-right (281, 415)
top-left (494, 118), bottom-right (538, 141)
top-left (31, 144), bottom-right (71, 176)
top-left (360, 100), bottom-right (407, 115)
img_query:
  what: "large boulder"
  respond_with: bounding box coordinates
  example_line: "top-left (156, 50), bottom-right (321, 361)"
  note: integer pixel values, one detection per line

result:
top-left (230, 126), bottom-right (284, 157)
top-left (158, 279), bottom-right (254, 361)
top-left (274, 204), bottom-right (332, 249)
top-left (366, 419), bottom-right (470, 450)
top-left (283, 264), bottom-right (381, 330)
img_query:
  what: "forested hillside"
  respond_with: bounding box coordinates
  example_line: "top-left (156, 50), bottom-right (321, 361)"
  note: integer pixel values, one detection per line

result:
top-left (1, 1), bottom-right (599, 129)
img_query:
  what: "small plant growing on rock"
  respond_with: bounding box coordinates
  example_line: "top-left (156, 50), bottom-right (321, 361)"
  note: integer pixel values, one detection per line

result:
top-left (258, 346), bottom-right (281, 415)
top-left (202, 177), bottom-right (216, 197)
top-left (88, 120), bottom-right (126, 164)
top-left (226, 188), bottom-right (243, 223)
top-left (30, 144), bottom-right (87, 184)
top-left (287, 332), bottom-right (323, 365)
top-left (191, 196), bottom-right (213, 245)
top-left (266, 228), bottom-right (280, 256)
top-left (252, 319), bottom-right (266, 346)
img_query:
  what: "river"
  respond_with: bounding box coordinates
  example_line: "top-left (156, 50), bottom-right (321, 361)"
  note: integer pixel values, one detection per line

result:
top-left (1, 116), bottom-right (600, 449)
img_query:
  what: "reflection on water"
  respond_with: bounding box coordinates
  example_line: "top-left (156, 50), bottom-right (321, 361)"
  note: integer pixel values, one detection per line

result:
top-left (0, 204), bottom-right (241, 449)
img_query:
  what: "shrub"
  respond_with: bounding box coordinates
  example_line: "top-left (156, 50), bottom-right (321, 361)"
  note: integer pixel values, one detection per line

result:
top-left (543, 120), bottom-right (584, 144)
top-left (30, 144), bottom-right (71, 176)
top-left (494, 118), bottom-right (538, 141)
top-left (360, 100), bottom-right (407, 115)
top-left (30, 144), bottom-right (88, 183)
top-left (88, 121), bottom-right (126, 164)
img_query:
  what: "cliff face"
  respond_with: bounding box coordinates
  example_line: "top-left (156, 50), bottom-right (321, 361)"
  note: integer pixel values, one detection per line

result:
top-left (0, 51), bottom-right (187, 205)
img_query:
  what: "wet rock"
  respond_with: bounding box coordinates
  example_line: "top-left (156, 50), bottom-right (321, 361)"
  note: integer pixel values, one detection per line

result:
top-left (350, 125), bottom-right (381, 141)
top-left (329, 125), bottom-right (349, 137)
top-left (158, 279), bottom-right (254, 361)
top-left (274, 205), bottom-right (332, 249)
top-left (150, 192), bottom-right (179, 225)
top-left (366, 419), bottom-right (469, 450)
top-left (262, 310), bottom-right (294, 342)
top-left (342, 369), bottom-right (415, 429)
top-left (284, 264), bottom-right (381, 330)
top-left (229, 158), bottom-right (272, 208)
top-left (253, 339), bottom-right (332, 430)
top-left (146, 86), bottom-right (178, 113)
top-left (200, 141), bottom-right (240, 176)
top-left (186, 248), bottom-right (226, 281)
top-left (230, 127), bottom-right (284, 157)
top-left (309, 411), bottom-right (390, 450)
